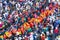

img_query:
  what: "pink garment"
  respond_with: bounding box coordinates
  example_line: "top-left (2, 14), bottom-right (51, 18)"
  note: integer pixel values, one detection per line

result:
top-left (34, 14), bottom-right (37, 18)
top-left (0, 23), bottom-right (3, 28)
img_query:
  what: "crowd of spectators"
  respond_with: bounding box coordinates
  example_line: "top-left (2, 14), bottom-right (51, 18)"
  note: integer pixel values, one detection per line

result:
top-left (0, 0), bottom-right (59, 40)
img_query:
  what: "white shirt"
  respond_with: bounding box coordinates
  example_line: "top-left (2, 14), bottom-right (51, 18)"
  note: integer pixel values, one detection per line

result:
top-left (56, 37), bottom-right (60, 40)
top-left (15, 37), bottom-right (18, 40)
top-left (57, 0), bottom-right (59, 2)
top-left (29, 35), bottom-right (34, 40)
top-left (16, 3), bottom-right (20, 10)
top-left (4, 1), bottom-right (7, 5)
top-left (58, 1), bottom-right (60, 5)
top-left (50, 30), bottom-right (53, 34)
top-left (3, 12), bottom-right (9, 19)
top-left (45, 37), bottom-right (48, 40)
top-left (46, 31), bottom-right (49, 36)
top-left (18, 37), bottom-right (22, 40)
top-left (49, 15), bottom-right (55, 22)
top-left (48, 0), bottom-right (51, 3)
top-left (36, 2), bottom-right (39, 8)
top-left (26, 5), bottom-right (31, 10)
top-left (16, 32), bottom-right (19, 35)
top-left (5, 5), bottom-right (8, 11)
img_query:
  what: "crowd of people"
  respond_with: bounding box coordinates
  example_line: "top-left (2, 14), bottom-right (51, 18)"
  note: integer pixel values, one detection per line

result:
top-left (0, 0), bottom-right (59, 40)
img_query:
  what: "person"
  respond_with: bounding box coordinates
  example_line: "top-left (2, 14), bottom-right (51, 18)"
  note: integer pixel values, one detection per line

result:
top-left (54, 27), bottom-right (59, 38)
top-left (45, 37), bottom-right (49, 40)
top-left (24, 35), bottom-right (29, 40)
top-left (56, 35), bottom-right (60, 40)
top-left (14, 37), bottom-right (18, 40)
top-left (0, 0), bottom-right (58, 40)
top-left (29, 32), bottom-right (34, 40)
top-left (40, 32), bottom-right (45, 40)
